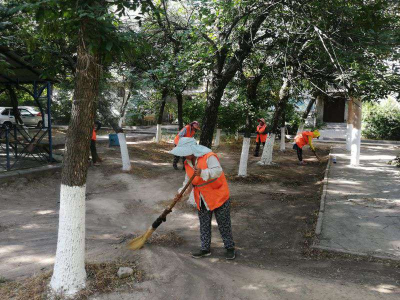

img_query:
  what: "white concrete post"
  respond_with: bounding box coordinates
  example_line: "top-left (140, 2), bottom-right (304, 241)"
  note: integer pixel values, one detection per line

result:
top-left (155, 124), bottom-right (162, 143)
top-left (214, 128), bottom-right (221, 147)
top-left (238, 137), bottom-right (251, 177)
top-left (50, 185), bottom-right (86, 296)
top-left (350, 99), bottom-right (362, 166)
top-left (257, 133), bottom-right (275, 165)
top-left (118, 133), bottom-right (131, 171)
top-left (280, 127), bottom-right (286, 151)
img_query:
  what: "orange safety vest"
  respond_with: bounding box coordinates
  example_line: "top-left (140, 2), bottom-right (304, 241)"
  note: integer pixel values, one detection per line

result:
top-left (295, 131), bottom-right (313, 149)
top-left (184, 152), bottom-right (230, 211)
top-left (256, 124), bottom-right (267, 143)
top-left (174, 124), bottom-right (195, 145)
top-left (92, 129), bottom-right (96, 141)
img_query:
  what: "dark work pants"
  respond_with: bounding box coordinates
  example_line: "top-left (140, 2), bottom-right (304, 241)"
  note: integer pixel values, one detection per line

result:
top-left (254, 141), bottom-right (265, 156)
top-left (293, 144), bottom-right (303, 161)
top-left (198, 199), bottom-right (235, 251)
top-left (173, 155), bottom-right (185, 166)
top-left (90, 140), bottom-right (98, 164)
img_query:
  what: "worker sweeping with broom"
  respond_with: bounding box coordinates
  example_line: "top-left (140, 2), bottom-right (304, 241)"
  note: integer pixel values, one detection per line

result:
top-left (172, 137), bottom-right (236, 260)
top-left (127, 137), bottom-right (235, 260)
top-left (293, 130), bottom-right (321, 165)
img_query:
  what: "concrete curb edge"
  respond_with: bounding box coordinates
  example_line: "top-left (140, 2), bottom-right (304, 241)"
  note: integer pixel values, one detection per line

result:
top-left (312, 245), bottom-right (400, 262)
top-left (315, 147), bottom-right (332, 236)
top-left (0, 164), bottom-right (62, 180)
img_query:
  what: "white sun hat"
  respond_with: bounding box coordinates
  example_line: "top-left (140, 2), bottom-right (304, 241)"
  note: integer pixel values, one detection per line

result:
top-left (169, 137), bottom-right (212, 157)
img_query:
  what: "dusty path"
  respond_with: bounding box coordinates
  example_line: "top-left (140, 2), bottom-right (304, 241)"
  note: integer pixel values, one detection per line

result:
top-left (1, 140), bottom-right (399, 299)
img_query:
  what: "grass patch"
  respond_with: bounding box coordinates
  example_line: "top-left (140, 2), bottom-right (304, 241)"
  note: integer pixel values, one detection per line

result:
top-left (0, 260), bottom-right (144, 300)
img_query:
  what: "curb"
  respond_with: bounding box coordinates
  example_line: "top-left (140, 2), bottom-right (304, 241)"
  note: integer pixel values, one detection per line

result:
top-left (312, 245), bottom-right (400, 262)
top-left (0, 164), bottom-right (62, 180)
top-left (315, 148), bottom-right (332, 236)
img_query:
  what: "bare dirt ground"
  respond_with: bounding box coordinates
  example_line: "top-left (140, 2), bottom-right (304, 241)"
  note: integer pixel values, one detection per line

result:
top-left (1, 138), bottom-right (400, 299)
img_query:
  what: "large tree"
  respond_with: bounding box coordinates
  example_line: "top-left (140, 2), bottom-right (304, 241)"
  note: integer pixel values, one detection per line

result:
top-left (2, 0), bottom-right (144, 296)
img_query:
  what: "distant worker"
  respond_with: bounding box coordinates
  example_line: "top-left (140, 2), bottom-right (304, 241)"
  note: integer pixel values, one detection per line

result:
top-left (293, 130), bottom-right (320, 165)
top-left (90, 121), bottom-right (102, 166)
top-left (171, 137), bottom-right (236, 260)
top-left (173, 121), bottom-right (200, 170)
top-left (254, 118), bottom-right (267, 157)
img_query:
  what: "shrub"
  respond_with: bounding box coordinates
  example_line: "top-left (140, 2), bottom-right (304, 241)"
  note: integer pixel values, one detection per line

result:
top-left (362, 97), bottom-right (400, 141)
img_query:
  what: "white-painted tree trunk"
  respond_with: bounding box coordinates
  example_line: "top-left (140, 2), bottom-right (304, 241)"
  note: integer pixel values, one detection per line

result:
top-left (50, 185), bottom-right (86, 297)
top-left (297, 122), bottom-right (305, 135)
top-left (155, 124), bottom-right (162, 143)
top-left (238, 137), bottom-right (251, 177)
top-left (346, 99), bottom-right (354, 152)
top-left (214, 128), bottom-right (221, 147)
top-left (280, 127), bottom-right (286, 151)
top-left (235, 130), bottom-right (239, 141)
top-left (346, 123), bottom-right (353, 151)
top-left (118, 117), bottom-right (123, 128)
top-left (350, 127), bottom-right (361, 166)
top-left (118, 133), bottom-right (131, 171)
top-left (257, 133), bottom-right (275, 165)
top-left (350, 99), bottom-right (362, 166)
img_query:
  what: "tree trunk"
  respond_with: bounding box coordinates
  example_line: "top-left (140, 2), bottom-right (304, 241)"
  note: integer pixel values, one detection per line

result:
top-left (297, 95), bottom-right (317, 134)
top-left (280, 110), bottom-right (286, 151)
top-left (176, 91), bottom-right (184, 130)
top-left (259, 77), bottom-right (291, 165)
top-left (98, 95), bottom-right (131, 171)
top-left (50, 20), bottom-right (102, 297)
top-left (346, 99), bottom-right (354, 151)
top-left (280, 127), bottom-right (286, 151)
top-left (350, 98), bottom-right (362, 166)
top-left (199, 12), bottom-right (269, 148)
top-left (156, 88), bottom-right (168, 143)
top-left (157, 88), bottom-right (168, 125)
top-left (238, 114), bottom-right (252, 177)
top-left (118, 132), bottom-right (131, 171)
top-left (6, 86), bottom-right (23, 125)
top-left (199, 77), bottom-right (227, 147)
top-left (214, 128), bottom-right (222, 147)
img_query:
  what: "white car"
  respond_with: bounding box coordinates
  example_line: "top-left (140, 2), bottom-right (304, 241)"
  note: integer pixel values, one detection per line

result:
top-left (0, 107), bottom-right (43, 128)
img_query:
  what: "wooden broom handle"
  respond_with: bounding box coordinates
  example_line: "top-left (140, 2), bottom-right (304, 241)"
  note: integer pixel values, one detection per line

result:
top-left (152, 173), bottom-right (196, 229)
top-left (169, 173), bottom-right (196, 210)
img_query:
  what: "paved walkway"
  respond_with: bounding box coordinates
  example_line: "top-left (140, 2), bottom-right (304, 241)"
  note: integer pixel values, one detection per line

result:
top-left (317, 143), bottom-right (400, 260)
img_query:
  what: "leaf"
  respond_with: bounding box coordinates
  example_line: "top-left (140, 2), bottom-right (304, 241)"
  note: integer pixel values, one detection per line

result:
top-left (106, 41), bottom-right (113, 52)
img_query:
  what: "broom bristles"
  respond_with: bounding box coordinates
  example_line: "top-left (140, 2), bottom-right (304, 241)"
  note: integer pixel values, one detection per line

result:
top-left (127, 227), bottom-right (155, 250)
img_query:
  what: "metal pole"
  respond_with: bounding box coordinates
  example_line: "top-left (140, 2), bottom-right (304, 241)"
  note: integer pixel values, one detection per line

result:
top-left (5, 128), bottom-right (10, 170)
top-left (47, 82), bottom-right (53, 162)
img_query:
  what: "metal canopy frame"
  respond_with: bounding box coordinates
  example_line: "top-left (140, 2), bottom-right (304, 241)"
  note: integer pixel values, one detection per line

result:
top-left (0, 47), bottom-right (54, 171)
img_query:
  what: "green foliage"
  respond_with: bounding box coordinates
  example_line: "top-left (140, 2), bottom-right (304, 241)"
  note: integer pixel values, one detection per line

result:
top-left (182, 95), bottom-right (206, 125)
top-left (52, 87), bottom-right (73, 124)
top-left (284, 103), bottom-right (302, 135)
top-left (362, 98), bottom-right (400, 141)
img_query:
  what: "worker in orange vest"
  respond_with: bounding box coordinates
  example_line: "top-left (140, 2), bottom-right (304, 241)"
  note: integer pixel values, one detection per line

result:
top-left (90, 121), bottom-right (102, 166)
top-left (293, 130), bottom-right (320, 165)
top-left (254, 118), bottom-right (268, 157)
top-left (173, 121), bottom-right (200, 170)
top-left (170, 137), bottom-right (235, 260)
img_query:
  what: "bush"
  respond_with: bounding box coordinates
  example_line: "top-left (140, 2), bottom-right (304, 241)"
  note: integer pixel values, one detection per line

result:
top-left (362, 98), bottom-right (400, 141)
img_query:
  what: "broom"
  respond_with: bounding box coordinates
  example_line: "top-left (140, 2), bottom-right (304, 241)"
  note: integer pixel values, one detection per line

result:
top-left (127, 173), bottom-right (196, 250)
top-left (312, 149), bottom-right (322, 163)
